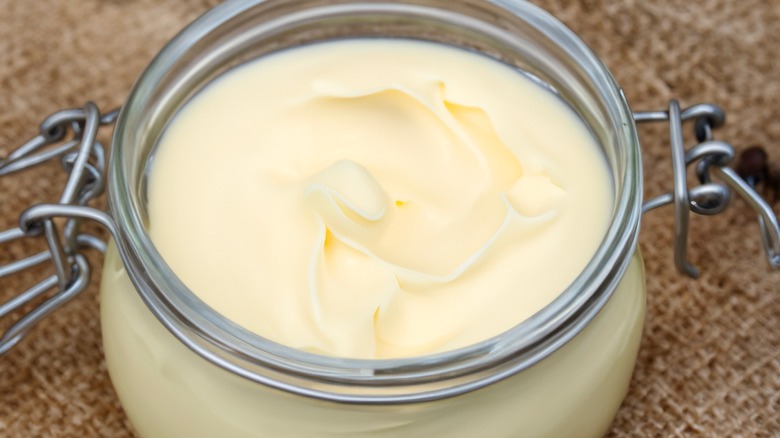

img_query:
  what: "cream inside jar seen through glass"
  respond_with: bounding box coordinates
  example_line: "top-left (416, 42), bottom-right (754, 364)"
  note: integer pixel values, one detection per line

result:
top-left (101, 1), bottom-right (643, 436)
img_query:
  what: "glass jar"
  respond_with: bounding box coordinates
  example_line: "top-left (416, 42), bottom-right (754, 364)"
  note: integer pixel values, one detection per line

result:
top-left (100, 0), bottom-right (644, 436)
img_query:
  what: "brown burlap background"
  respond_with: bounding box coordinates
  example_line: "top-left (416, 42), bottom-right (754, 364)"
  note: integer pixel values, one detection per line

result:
top-left (1, 0), bottom-right (778, 436)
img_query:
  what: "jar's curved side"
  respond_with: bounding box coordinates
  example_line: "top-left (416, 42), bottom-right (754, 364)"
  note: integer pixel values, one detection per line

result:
top-left (101, 242), bottom-right (645, 437)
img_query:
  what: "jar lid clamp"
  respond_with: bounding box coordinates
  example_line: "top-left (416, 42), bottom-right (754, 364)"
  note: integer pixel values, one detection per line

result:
top-left (637, 100), bottom-right (780, 277)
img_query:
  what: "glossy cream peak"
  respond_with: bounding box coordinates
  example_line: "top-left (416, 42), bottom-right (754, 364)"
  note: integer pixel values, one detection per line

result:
top-left (148, 39), bottom-right (612, 359)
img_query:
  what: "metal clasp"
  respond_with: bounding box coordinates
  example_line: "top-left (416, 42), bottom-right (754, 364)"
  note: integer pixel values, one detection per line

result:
top-left (636, 100), bottom-right (780, 277)
top-left (0, 103), bottom-right (118, 354)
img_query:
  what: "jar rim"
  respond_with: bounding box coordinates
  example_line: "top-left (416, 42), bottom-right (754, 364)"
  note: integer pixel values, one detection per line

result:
top-left (108, 0), bottom-right (642, 403)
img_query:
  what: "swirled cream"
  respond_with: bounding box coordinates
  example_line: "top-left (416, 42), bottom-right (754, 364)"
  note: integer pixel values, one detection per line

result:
top-left (148, 39), bottom-right (612, 359)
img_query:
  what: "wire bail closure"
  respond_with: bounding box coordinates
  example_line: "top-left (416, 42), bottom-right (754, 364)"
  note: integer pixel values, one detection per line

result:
top-left (1, 100), bottom-right (778, 355)
top-left (636, 100), bottom-right (780, 277)
top-left (0, 103), bottom-right (119, 354)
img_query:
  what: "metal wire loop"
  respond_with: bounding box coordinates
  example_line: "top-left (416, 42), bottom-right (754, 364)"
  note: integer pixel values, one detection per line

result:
top-left (0, 103), bottom-right (119, 356)
top-left (636, 100), bottom-right (780, 276)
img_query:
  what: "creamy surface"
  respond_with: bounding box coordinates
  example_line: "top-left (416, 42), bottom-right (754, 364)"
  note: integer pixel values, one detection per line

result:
top-left (148, 39), bottom-right (612, 359)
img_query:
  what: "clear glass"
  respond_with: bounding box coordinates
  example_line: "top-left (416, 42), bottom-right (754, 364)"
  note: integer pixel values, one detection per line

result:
top-left (104, 0), bottom-right (643, 429)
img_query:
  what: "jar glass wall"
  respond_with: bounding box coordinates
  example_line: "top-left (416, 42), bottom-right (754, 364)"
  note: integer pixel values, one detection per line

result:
top-left (101, 245), bottom-right (645, 437)
top-left (101, 0), bottom-right (644, 436)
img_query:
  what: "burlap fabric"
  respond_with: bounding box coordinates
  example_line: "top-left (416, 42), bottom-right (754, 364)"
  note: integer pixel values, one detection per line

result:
top-left (1, 1), bottom-right (778, 436)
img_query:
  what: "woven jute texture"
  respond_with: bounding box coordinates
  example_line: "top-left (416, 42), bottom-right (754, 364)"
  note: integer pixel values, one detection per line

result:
top-left (1, 1), bottom-right (778, 436)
